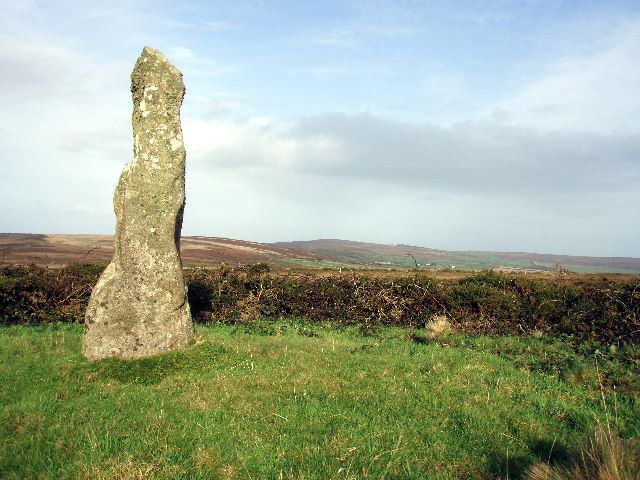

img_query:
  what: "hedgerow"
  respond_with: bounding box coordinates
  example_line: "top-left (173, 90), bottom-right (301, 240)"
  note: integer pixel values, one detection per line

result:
top-left (1, 264), bottom-right (638, 344)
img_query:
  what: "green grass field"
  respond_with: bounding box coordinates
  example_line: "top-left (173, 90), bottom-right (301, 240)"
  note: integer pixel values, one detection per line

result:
top-left (1, 322), bottom-right (638, 479)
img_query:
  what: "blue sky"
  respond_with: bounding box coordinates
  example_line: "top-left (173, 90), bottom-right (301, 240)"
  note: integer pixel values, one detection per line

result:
top-left (1, 1), bottom-right (639, 256)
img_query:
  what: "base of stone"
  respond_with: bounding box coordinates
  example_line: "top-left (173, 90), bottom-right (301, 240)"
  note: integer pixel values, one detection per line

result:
top-left (82, 323), bottom-right (194, 360)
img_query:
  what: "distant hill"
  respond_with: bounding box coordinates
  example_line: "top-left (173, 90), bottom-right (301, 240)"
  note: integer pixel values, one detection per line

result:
top-left (275, 239), bottom-right (640, 274)
top-left (0, 234), bottom-right (328, 268)
top-left (1, 233), bottom-right (639, 274)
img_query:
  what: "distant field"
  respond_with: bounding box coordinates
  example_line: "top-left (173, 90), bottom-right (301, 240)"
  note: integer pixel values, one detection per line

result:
top-left (2, 233), bottom-right (640, 274)
top-left (2, 322), bottom-right (638, 479)
top-left (279, 240), bottom-right (640, 274)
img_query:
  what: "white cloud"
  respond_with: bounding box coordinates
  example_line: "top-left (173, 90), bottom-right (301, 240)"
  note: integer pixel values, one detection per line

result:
top-left (183, 113), bottom-right (640, 196)
top-left (0, 36), bottom-right (116, 102)
top-left (492, 19), bottom-right (640, 133)
top-left (183, 117), bottom-right (344, 172)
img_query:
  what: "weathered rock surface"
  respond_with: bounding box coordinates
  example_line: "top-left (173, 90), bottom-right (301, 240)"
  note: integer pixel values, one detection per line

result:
top-left (83, 46), bottom-right (194, 360)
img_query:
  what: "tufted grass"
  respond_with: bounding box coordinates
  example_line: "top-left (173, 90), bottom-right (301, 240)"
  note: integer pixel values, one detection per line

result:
top-left (1, 321), bottom-right (638, 479)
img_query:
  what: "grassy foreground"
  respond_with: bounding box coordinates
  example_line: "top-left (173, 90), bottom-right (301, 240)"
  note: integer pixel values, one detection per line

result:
top-left (1, 322), bottom-right (638, 479)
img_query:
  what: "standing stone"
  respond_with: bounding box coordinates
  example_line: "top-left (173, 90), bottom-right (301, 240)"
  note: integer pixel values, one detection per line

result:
top-left (83, 46), bottom-right (194, 360)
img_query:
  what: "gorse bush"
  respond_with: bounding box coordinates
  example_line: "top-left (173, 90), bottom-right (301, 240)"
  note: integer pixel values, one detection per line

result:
top-left (0, 264), bottom-right (101, 325)
top-left (1, 264), bottom-right (639, 345)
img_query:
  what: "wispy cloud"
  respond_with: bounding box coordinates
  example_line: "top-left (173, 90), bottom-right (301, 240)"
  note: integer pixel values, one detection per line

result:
top-left (300, 21), bottom-right (420, 48)
top-left (491, 18), bottom-right (640, 133)
top-left (0, 36), bottom-right (122, 102)
top-left (300, 28), bottom-right (359, 47)
top-left (169, 46), bottom-right (238, 77)
top-left (158, 18), bottom-right (235, 31)
top-left (288, 64), bottom-right (392, 79)
top-left (363, 24), bottom-right (420, 38)
top-left (203, 20), bottom-right (235, 31)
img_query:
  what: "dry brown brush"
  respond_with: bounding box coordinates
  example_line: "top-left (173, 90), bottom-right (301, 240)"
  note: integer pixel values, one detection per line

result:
top-left (1, 264), bottom-right (639, 345)
top-left (525, 424), bottom-right (640, 480)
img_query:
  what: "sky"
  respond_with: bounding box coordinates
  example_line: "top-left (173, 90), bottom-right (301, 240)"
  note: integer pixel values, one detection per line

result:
top-left (1, 1), bottom-right (639, 257)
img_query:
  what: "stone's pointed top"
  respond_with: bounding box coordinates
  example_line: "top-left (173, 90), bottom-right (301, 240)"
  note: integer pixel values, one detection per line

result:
top-left (141, 46), bottom-right (168, 62)
top-left (134, 46), bottom-right (182, 77)
top-left (131, 46), bottom-right (184, 103)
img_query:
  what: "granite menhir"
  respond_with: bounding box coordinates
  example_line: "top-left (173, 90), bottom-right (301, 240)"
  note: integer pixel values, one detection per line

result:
top-left (83, 47), bottom-right (194, 359)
